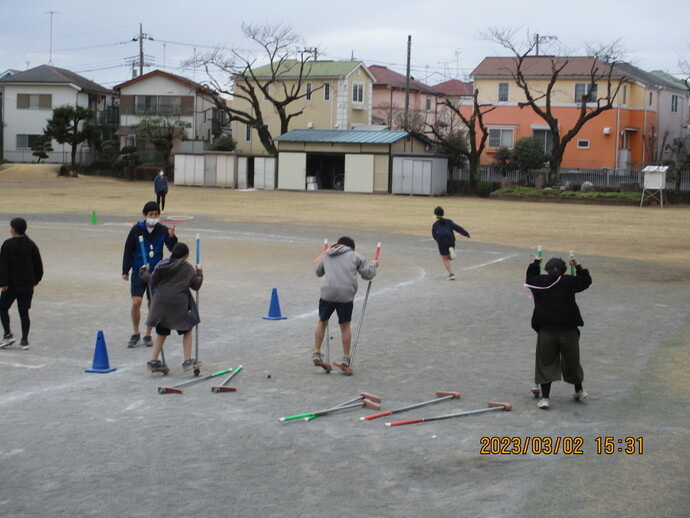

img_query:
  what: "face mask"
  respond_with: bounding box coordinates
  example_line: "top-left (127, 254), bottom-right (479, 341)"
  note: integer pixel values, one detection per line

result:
top-left (146, 218), bottom-right (159, 227)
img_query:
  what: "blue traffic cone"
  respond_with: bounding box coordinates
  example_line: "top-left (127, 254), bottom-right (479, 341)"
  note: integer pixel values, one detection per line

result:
top-left (85, 330), bottom-right (117, 373)
top-left (263, 288), bottom-right (287, 320)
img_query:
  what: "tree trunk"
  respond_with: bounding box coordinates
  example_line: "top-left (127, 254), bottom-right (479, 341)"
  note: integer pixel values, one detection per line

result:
top-left (469, 156), bottom-right (480, 192)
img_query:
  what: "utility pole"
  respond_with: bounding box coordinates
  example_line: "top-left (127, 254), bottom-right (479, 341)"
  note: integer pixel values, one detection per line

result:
top-left (404, 35), bottom-right (411, 131)
top-left (132, 23), bottom-right (153, 76)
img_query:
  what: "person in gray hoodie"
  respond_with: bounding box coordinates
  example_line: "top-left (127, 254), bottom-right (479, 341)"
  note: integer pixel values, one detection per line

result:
top-left (139, 242), bottom-right (203, 372)
top-left (312, 236), bottom-right (378, 368)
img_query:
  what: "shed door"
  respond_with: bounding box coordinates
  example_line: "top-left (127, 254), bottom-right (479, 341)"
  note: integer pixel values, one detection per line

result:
top-left (277, 152), bottom-right (306, 190)
top-left (255, 157), bottom-right (276, 190)
top-left (344, 154), bottom-right (374, 193)
top-left (204, 154), bottom-right (217, 186)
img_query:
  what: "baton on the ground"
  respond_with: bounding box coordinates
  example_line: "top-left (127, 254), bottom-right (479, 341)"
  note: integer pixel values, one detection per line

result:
top-left (361, 391), bottom-right (461, 421)
top-left (303, 399), bottom-right (380, 421)
top-left (349, 242), bottom-right (380, 368)
top-left (211, 365), bottom-right (242, 393)
top-left (384, 402), bottom-right (512, 427)
top-left (158, 368), bottom-right (232, 394)
top-left (279, 392), bottom-right (381, 422)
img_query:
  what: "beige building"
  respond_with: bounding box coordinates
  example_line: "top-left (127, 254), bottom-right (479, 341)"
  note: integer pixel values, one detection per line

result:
top-left (231, 60), bottom-right (375, 156)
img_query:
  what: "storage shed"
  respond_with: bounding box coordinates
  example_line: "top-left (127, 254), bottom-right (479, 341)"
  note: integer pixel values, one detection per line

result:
top-left (273, 129), bottom-right (445, 194)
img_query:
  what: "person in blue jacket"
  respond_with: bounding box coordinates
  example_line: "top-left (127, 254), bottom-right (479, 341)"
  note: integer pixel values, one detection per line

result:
top-left (154, 170), bottom-right (169, 213)
top-left (122, 201), bottom-right (177, 348)
top-left (431, 206), bottom-right (470, 280)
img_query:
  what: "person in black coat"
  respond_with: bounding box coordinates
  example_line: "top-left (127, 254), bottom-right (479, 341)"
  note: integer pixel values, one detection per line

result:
top-left (0, 218), bottom-right (43, 350)
top-left (431, 206), bottom-right (470, 280)
top-left (525, 256), bottom-right (592, 409)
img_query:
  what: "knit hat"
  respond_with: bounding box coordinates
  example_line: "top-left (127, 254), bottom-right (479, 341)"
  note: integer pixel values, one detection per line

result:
top-left (545, 258), bottom-right (567, 276)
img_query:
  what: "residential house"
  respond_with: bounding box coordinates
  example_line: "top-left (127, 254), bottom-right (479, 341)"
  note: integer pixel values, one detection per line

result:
top-left (0, 65), bottom-right (112, 163)
top-left (468, 56), bottom-right (689, 171)
top-left (114, 70), bottom-right (224, 159)
top-left (369, 64), bottom-right (440, 136)
top-left (433, 79), bottom-right (474, 133)
top-left (231, 60), bottom-right (375, 156)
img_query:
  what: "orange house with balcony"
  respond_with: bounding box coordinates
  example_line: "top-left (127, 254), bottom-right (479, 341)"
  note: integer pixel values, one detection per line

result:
top-left (467, 56), bottom-right (688, 171)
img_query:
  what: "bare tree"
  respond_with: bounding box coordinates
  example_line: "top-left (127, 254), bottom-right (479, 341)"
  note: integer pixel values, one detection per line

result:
top-left (485, 27), bottom-right (627, 182)
top-left (185, 23), bottom-right (319, 156)
top-left (429, 90), bottom-right (495, 192)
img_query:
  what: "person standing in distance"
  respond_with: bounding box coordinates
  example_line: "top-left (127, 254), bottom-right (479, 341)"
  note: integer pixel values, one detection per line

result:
top-left (525, 255), bottom-right (592, 409)
top-left (122, 201), bottom-right (177, 348)
top-left (154, 170), bottom-right (169, 214)
top-left (431, 206), bottom-right (470, 280)
top-left (0, 218), bottom-right (43, 350)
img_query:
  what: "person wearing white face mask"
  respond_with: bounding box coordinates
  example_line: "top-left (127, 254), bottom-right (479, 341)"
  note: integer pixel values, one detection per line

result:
top-left (121, 201), bottom-right (177, 348)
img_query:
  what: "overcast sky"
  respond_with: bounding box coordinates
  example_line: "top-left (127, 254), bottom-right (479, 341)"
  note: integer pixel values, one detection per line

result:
top-left (1, 0), bottom-right (687, 89)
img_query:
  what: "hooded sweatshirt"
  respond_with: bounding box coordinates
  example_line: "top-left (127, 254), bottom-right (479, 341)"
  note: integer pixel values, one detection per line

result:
top-left (315, 245), bottom-right (377, 303)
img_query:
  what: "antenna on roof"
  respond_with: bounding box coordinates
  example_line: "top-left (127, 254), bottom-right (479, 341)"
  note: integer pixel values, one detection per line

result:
top-left (45, 11), bottom-right (60, 65)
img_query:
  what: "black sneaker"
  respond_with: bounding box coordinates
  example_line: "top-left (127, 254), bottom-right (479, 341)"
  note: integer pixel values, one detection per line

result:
top-left (147, 359), bottom-right (165, 371)
top-left (127, 333), bottom-right (141, 348)
top-left (19, 340), bottom-right (29, 350)
top-left (142, 335), bottom-right (153, 347)
top-left (0, 333), bottom-right (15, 349)
top-left (182, 359), bottom-right (202, 371)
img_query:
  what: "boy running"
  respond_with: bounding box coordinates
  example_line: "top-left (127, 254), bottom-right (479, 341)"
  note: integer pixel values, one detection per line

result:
top-left (431, 206), bottom-right (470, 280)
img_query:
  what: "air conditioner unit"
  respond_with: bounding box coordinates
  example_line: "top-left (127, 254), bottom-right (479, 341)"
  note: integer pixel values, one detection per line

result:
top-left (603, 127), bottom-right (611, 135)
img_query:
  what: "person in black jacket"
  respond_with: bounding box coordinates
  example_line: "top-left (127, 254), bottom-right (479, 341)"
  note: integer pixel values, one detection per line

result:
top-left (431, 206), bottom-right (470, 280)
top-left (122, 201), bottom-right (177, 348)
top-left (0, 218), bottom-right (43, 350)
top-left (525, 256), bottom-right (592, 409)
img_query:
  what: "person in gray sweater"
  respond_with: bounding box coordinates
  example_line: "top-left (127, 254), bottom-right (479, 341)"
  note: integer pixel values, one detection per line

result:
top-left (139, 242), bottom-right (203, 372)
top-left (312, 236), bottom-right (378, 368)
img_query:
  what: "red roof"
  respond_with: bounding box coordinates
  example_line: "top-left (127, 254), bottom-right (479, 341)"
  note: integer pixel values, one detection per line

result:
top-left (433, 79), bottom-right (473, 97)
top-left (368, 65), bottom-right (438, 95)
top-left (114, 69), bottom-right (211, 94)
top-left (471, 56), bottom-right (625, 78)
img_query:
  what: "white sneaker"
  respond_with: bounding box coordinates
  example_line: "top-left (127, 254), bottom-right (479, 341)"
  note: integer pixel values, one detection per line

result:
top-left (537, 398), bottom-right (550, 409)
top-left (448, 247), bottom-right (457, 260)
top-left (447, 273), bottom-right (456, 281)
top-left (573, 389), bottom-right (588, 400)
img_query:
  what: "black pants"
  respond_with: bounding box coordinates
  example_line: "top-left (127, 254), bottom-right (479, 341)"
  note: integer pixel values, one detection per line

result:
top-left (156, 192), bottom-right (167, 212)
top-left (0, 285), bottom-right (34, 340)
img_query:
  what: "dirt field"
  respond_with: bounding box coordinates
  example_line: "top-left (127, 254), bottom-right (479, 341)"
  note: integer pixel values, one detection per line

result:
top-left (1, 163), bottom-right (689, 269)
top-left (0, 164), bottom-right (689, 517)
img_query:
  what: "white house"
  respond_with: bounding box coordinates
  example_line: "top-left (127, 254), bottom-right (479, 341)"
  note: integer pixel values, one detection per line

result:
top-left (0, 65), bottom-right (111, 163)
top-left (113, 70), bottom-right (225, 154)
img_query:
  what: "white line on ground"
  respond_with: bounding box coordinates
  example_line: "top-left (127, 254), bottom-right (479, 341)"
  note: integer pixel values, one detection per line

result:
top-left (461, 253), bottom-right (519, 270)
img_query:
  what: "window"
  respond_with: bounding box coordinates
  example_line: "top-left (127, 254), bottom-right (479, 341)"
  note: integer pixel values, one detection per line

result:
top-left (157, 95), bottom-right (182, 115)
top-left (577, 140), bottom-right (590, 149)
top-left (306, 82), bottom-right (312, 101)
top-left (622, 85), bottom-right (627, 105)
top-left (352, 82), bottom-right (364, 103)
top-left (498, 82), bottom-right (509, 102)
top-left (574, 83), bottom-right (598, 103)
top-left (532, 129), bottom-right (554, 154)
top-left (324, 82), bottom-right (331, 101)
top-left (426, 97), bottom-right (432, 111)
top-left (671, 94), bottom-right (678, 113)
top-left (135, 95), bottom-right (158, 115)
top-left (245, 124), bottom-right (251, 142)
top-left (488, 128), bottom-right (514, 149)
top-left (16, 134), bottom-right (42, 148)
top-left (649, 92), bottom-right (653, 106)
top-left (17, 93), bottom-right (51, 110)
